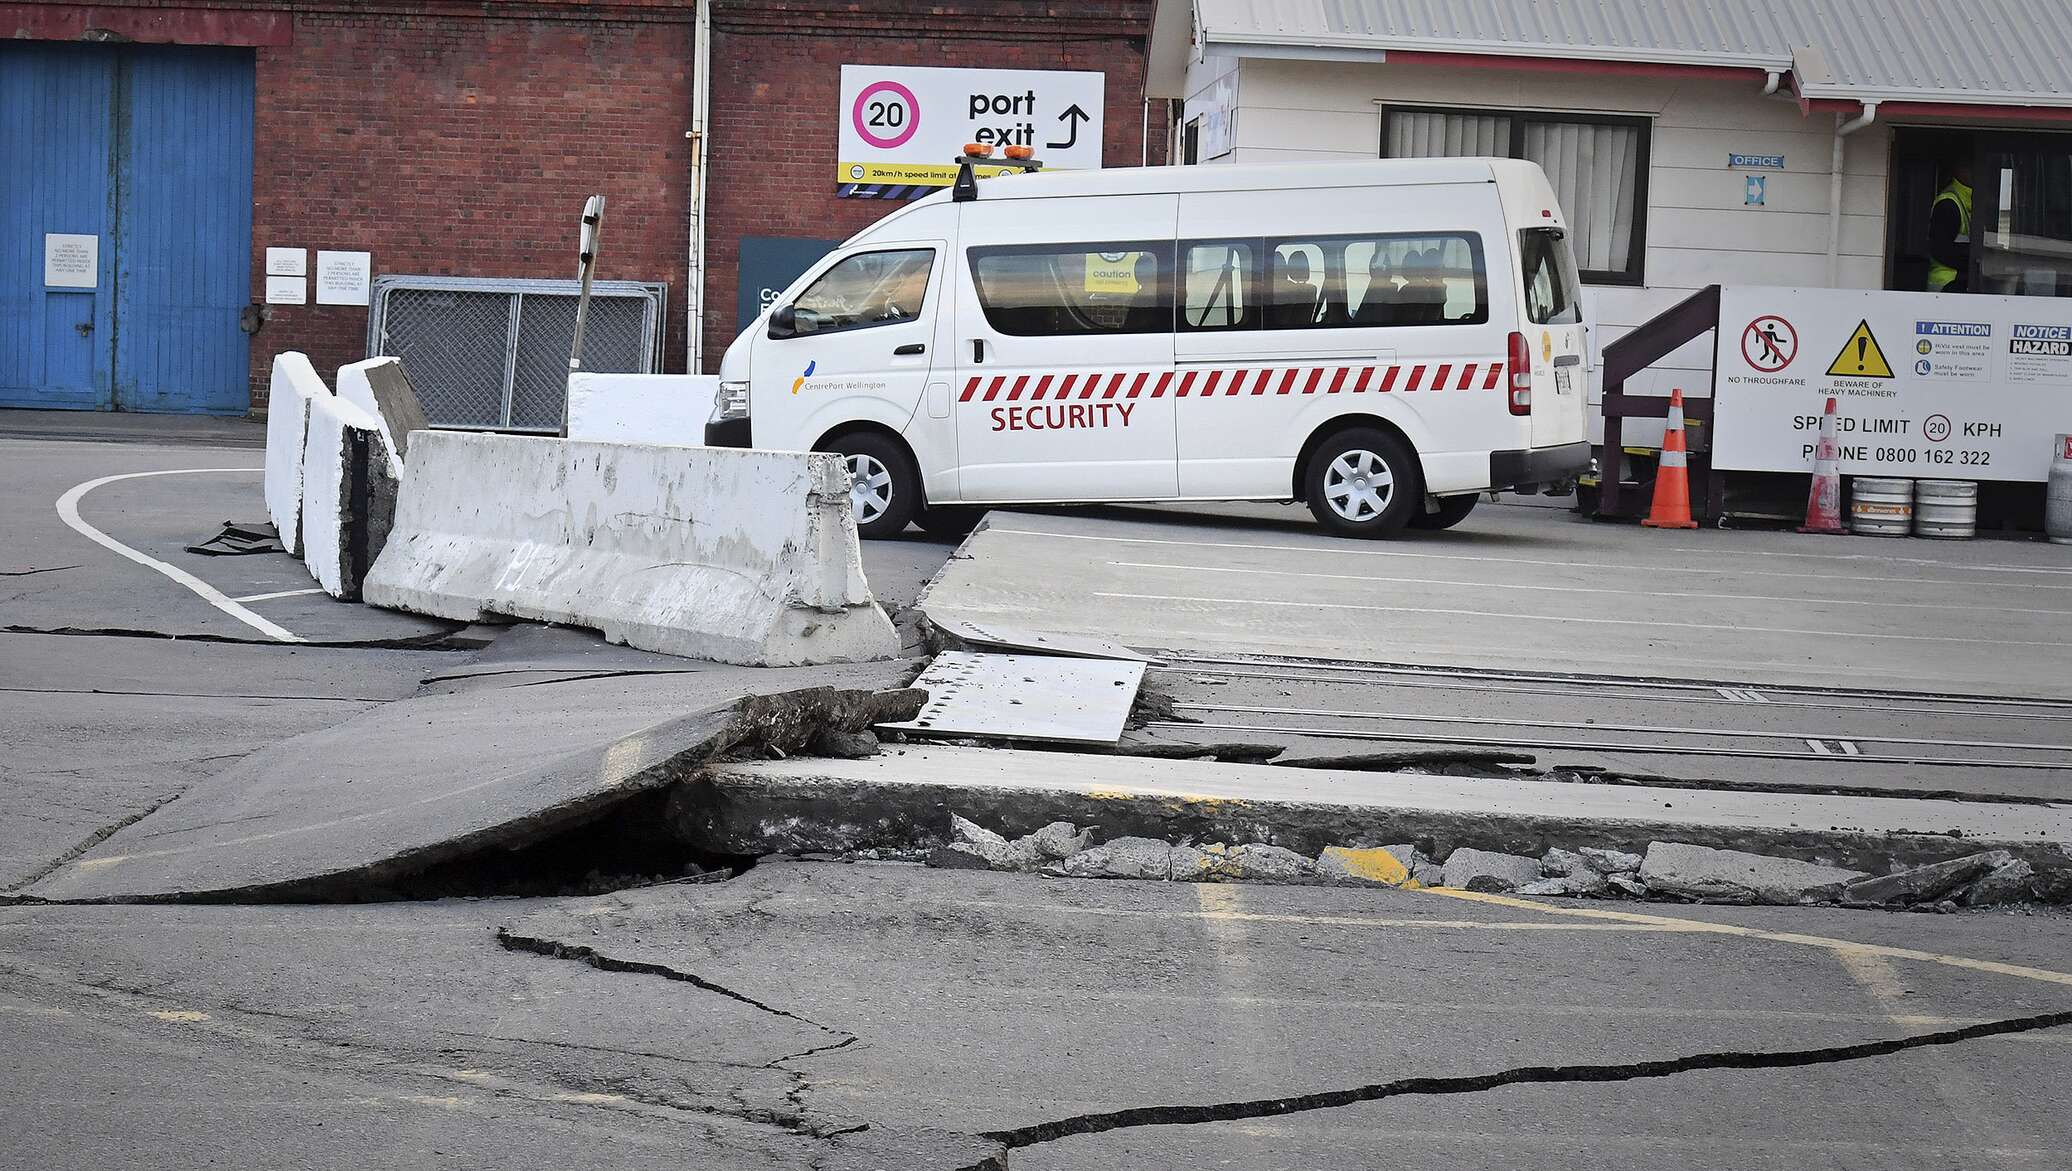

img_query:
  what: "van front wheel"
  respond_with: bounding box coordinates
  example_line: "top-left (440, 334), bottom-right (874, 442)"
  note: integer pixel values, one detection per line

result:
top-left (1304, 428), bottom-right (1423, 538)
top-left (820, 432), bottom-right (919, 539)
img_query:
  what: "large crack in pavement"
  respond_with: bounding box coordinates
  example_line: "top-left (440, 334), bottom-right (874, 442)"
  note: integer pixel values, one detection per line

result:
top-left (495, 927), bottom-right (869, 1144)
top-left (980, 1010), bottom-right (2072, 1151)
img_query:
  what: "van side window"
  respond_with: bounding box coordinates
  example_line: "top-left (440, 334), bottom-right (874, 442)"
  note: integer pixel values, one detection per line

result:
top-left (783, 248), bottom-right (934, 336)
top-left (1259, 233), bottom-right (1488, 330)
top-left (1182, 242), bottom-right (1255, 331)
top-left (1520, 227), bottom-right (1584, 325)
top-left (968, 242), bottom-right (1174, 336)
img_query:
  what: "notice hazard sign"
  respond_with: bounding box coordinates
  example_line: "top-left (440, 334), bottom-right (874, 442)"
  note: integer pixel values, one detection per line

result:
top-left (1826, 319), bottom-right (1894, 378)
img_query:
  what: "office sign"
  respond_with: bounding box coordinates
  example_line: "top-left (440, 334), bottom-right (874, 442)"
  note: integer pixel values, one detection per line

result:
top-left (837, 64), bottom-right (1103, 187)
top-left (1713, 286), bottom-right (2072, 482)
top-left (738, 235), bottom-right (840, 329)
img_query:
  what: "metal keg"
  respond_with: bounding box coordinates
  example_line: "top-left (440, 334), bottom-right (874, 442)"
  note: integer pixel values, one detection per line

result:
top-left (1849, 477), bottom-right (1913, 536)
top-left (2050, 434), bottom-right (2072, 546)
top-left (1913, 479), bottom-right (1977, 540)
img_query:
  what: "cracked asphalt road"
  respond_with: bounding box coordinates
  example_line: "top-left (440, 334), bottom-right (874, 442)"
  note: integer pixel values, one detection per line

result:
top-left (7, 424), bottom-right (2072, 1169)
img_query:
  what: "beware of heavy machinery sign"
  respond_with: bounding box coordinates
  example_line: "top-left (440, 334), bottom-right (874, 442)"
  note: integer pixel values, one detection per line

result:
top-left (837, 64), bottom-right (1104, 187)
top-left (1713, 286), bottom-right (2072, 483)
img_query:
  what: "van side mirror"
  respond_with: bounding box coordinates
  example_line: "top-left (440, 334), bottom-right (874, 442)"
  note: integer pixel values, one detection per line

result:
top-left (768, 303), bottom-right (797, 339)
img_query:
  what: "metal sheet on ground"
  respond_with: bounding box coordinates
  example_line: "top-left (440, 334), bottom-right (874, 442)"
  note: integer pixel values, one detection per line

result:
top-left (918, 507), bottom-right (2072, 700)
top-left (880, 651), bottom-right (1145, 744)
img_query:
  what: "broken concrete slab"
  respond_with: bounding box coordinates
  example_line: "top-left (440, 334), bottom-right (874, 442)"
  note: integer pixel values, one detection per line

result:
top-left (421, 623), bottom-right (707, 687)
top-left (25, 665), bottom-right (915, 903)
top-left (1519, 872), bottom-right (1610, 898)
top-left (1639, 843), bottom-right (1867, 906)
top-left (1317, 845), bottom-right (1413, 887)
top-left (1838, 851), bottom-right (2014, 908)
top-left (1058, 837), bottom-right (1179, 881)
top-left (672, 745), bottom-right (2072, 890)
top-left (1442, 848), bottom-right (1543, 893)
top-left (1541, 848), bottom-right (1597, 878)
top-left (1204, 843), bottom-right (1317, 884)
top-left (1580, 847), bottom-right (1644, 875)
top-left (878, 651), bottom-right (1145, 745)
top-left (1963, 858), bottom-right (2038, 907)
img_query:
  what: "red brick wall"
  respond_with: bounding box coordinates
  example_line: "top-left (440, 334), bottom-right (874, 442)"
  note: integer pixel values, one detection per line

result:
top-left (14, 1), bottom-right (1160, 409)
top-left (701, 1), bottom-right (1164, 367)
top-left (251, 5), bottom-right (693, 409)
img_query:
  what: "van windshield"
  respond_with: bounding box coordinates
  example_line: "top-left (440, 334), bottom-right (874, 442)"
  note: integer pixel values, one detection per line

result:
top-left (1520, 227), bottom-right (1583, 325)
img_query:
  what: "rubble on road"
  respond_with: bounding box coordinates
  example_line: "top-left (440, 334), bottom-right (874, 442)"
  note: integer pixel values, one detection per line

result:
top-left (906, 814), bottom-right (2063, 909)
top-left (1441, 848), bottom-right (1543, 893)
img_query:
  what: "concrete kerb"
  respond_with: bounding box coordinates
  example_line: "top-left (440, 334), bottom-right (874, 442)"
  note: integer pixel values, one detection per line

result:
top-left (262, 351), bottom-right (329, 556)
top-left (361, 433), bottom-right (901, 666)
top-left (667, 746), bottom-right (2072, 902)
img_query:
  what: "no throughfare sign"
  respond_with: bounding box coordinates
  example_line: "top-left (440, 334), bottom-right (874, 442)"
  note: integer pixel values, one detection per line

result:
top-left (1712, 286), bottom-right (2072, 483)
top-left (837, 64), bottom-right (1103, 188)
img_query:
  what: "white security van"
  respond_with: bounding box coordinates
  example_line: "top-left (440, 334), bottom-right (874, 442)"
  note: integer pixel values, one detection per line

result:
top-left (707, 157), bottom-right (1591, 539)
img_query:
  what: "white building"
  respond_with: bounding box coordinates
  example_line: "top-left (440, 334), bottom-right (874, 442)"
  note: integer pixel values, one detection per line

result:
top-left (1147, 0), bottom-right (2072, 442)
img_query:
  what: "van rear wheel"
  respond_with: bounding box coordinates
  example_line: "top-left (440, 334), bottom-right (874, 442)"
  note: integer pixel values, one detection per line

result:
top-left (1408, 494), bottom-right (1478, 531)
top-left (1304, 427), bottom-right (1423, 539)
top-left (819, 431), bottom-right (919, 539)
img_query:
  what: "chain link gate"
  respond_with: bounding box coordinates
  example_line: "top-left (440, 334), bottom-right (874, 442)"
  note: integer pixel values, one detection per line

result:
top-left (366, 276), bottom-right (667, 431)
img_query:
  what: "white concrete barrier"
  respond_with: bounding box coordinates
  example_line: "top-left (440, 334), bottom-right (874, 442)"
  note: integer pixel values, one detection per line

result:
top-left (566, 372), bottom-right (717, 445)
top-left (262, 352), bottom-right (330, 555)
top-left (336, 358), bottom-right (406, 472)
top-left (301, 393), bottom-right (398, 600)
top-left (362, 433), bottom-right (898, 665)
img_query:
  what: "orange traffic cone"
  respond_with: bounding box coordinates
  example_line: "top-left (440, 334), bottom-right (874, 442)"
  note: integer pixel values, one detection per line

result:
top-left (1642, 388), bottom-right (1698, 529)
top-left (1799, 397), bottom-right (1845, 534)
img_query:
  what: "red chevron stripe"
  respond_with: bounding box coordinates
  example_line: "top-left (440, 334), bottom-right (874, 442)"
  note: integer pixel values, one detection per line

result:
top-left (1127, 371), bottom-right (1150, 398)
top-left (1380, 366), bottom-right (1400, 391)
top-left (1483, 363), bottom-right (1504, 390)
top-left (1405, 365), bottom-right (1426, 391)
top-left (1328, 367), bottom-right (1348, 394)
top-left (1103, 372), bottom-right (1126, 399)
top-left (1031, 374), bottom-right (1054, 400)
top-left (960, 377), bottom-right (980, 402)
top-left (983, 376), bottom-right (1006, 402)
top-left (1151, 371), bottom-right (1174, 398)
top-left (1176, 370), bottom-right (1198, 398)
top-left (1006, 375), bottom-right (1029, 401)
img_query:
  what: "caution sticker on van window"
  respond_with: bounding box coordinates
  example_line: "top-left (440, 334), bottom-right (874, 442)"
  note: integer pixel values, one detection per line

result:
top-left (1085, 251), bottom-right (1140, 295)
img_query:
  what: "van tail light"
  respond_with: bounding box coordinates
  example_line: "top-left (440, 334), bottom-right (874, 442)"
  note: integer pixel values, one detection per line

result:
top-left (1506, 332), bottom-right (1532, 416)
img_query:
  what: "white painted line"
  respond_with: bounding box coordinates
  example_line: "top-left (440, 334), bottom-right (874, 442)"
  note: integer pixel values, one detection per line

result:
top-left (230, 587), bottom-right (324, 603)
top-left (1108, 560), bottom-right (2072, 618)
top-left (986, 526), bottom-right (2072, 592)
top-left (1090, 591), bottom-right (2072, 650)
top-left (1807, 739), bottom-right (1833, 756)
top-left (56, 468), bottom-right (303, 644)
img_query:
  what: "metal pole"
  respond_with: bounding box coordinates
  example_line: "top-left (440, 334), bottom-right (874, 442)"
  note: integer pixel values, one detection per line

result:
top-left (565, 194), bottom-right (606, 436)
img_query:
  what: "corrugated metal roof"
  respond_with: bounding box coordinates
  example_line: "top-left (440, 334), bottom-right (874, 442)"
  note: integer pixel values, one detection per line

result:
top-left (1187, 0), bottom-right (2072, 106)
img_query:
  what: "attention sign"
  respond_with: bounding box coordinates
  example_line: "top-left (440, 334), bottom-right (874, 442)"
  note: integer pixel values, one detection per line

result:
top-left (837, 64), bottom-right (1104, 188)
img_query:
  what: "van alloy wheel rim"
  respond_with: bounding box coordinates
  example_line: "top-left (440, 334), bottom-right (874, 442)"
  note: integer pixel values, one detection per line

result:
top-left (1324, 449), bottom-right (1394, 522)
top-left (847, 454), bottom-right (893, 524)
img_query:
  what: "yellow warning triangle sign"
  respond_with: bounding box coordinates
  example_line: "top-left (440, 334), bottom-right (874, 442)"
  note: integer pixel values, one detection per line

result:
top-left (1826, 319), bottom-right (1894, 378)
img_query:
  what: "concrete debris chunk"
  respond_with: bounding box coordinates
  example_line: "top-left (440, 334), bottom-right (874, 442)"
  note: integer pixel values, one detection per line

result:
top-left (1639, 842), bottom-right (1866, 906)
top-left (1059, 836), bottom-right (1181, 881)
top-left (926, 844), bottom-right (997, 871)
top-left (949, 813), bottom-right (1007, 848)
top-left (813, 728), bottom-right (882, 759)
top-left (1962, 859), bottom-right (2036, 907)
top-left (1839, 850), bottom-right (2013, 907)
top-left (1540, 847), bottom-right (1597, 878)
top-left (1441, 847), bottom-right (1543, 893)
top-left (1167, 844), bottom-right (1214, 883)
top-left (1606, 873), bottom-right (1649, 898)
top-left (1382, 843), bottom-right (1444, 887)
top-left (1206, 843), bottom-right (1319, 884)
top-left (1519, 871), bottom-right (1609, 898)
top-left (1579, 847), bottom-right (1645, 874)
top-left (1025, 821), bottom-right (1092, 861)
top-left (1317, 846), bottom-right (1414, 887)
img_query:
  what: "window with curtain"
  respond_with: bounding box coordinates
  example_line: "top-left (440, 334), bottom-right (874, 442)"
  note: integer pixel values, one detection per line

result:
top-left (1385, 107), bottom-right (1649, 285)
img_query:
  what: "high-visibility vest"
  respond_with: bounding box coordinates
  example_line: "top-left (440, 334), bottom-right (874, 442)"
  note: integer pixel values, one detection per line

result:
top-left (1927, 179), bottom-right (1973, 292)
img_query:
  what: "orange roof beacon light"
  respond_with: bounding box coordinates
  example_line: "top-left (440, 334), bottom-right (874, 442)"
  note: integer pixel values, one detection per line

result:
top-left (952, 143), bottom-right (1043, 202)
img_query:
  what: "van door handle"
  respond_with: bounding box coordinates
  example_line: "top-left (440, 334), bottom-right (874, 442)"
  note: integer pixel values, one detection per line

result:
top-left (894, 343), bottom-right (925, 356)
top-left (972, 339), bottom-right (986, 363)
top-left (1553, 354), bottom-right (1582, 367)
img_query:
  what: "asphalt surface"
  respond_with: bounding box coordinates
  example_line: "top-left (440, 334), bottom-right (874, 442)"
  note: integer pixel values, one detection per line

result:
top-left (8, 421), bottom-right (2072, 1169)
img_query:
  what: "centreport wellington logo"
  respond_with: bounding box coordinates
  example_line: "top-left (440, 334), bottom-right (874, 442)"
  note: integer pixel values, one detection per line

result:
top-left (792, 360), bottom-right (816, 395)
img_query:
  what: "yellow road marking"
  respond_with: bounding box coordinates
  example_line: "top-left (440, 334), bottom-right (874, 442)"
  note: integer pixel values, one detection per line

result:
top-left (1425, 888), bottom-right (2072, 988)
top-left (1318, 846), bottom-right (1417, 887)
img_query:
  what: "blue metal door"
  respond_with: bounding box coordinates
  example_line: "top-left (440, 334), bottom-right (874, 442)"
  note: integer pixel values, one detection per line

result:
top-left (0, 41), bottom-right (253, 414)
top-left (1, 42), bottom-right (117, 409)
